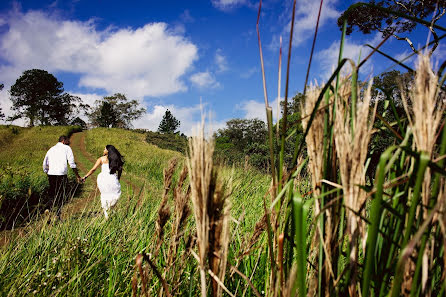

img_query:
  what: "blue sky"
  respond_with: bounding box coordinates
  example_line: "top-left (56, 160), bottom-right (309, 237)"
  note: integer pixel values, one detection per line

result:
top-left (0, 0), bottom-right (445, 134)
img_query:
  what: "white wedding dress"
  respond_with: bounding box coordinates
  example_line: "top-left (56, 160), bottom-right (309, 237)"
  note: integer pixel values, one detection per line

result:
top-left (97, 163), bottom-right (121, 218)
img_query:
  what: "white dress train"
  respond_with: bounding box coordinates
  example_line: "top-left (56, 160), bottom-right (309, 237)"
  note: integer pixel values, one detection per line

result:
top-left (97, 163), bottom-right (121, 218)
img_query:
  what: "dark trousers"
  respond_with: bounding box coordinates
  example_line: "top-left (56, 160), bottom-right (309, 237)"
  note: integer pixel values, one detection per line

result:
top-left (48, 175), bottom-right (68, 217)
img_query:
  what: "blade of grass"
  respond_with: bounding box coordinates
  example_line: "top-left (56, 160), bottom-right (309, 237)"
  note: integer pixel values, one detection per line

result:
top-left (390, 152), bottom-right (430, 297)
top-left (362, 146), bottom-right (397, 297)
top-left (279, 0), bottom-right (297, 192)
top-left (292, 192), bottom-right (308, 297)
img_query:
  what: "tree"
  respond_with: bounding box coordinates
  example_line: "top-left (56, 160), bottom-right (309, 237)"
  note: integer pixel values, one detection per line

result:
top-left (70, 117), bottom-right (87, 129)
top-left (9, 69), bottom-right (81, 126)
top-left (367, 70), bottom-right (414, 179)
top-left (158, 109), bottom-right (180, 133)
top-left (0, 83), bottom-right (4, 121)
top-left (88, 93), bottom-right (145, 128)
top-left (214, 118), bottom-right (269, 170)
top-left (338, 1), bottom-right (446, 53)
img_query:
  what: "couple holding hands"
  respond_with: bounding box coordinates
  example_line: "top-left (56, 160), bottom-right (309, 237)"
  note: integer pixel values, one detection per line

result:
top-left (43, 135), bottom-right (124, 219)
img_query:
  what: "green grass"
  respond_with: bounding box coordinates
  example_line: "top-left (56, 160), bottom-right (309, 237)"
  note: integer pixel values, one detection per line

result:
top-left (0, 125), bottom-right (81, 228)
top-left (0, 127), bottom-right (270, 296)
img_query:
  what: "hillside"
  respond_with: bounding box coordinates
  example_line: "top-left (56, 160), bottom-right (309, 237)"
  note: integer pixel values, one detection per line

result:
top-left (0, 126), bottom-right (270, 296)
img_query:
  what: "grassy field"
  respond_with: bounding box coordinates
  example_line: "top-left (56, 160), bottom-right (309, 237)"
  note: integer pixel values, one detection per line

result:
top-left (0, 127), bottom-right (271, 296)
top-left (1, 3), bottom-right (446, 296)
top-left (0, 125), bottom-right (82, 229)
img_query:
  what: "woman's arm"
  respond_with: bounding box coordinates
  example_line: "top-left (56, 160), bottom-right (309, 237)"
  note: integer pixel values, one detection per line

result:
top-left (82, 158), bottom-right (102, 181)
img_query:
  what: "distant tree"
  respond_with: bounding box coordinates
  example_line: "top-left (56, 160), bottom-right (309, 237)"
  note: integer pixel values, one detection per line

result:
top-left (216, 118), bottom-right (267, 149)
top-left (158, 109), bottom-right (180, 133)
top-left (214, 118), bottom-right (269, 170)
top-left (0, 83), bottom-right (4, 121)
top-left (366, 70), bottom-right (414, 179)
top-left (279, 92), bottom-right (305, 166)
top-left (338, 1), bottom-right (446, 53)
top-left (9, 69), bottom-right (81, 126)
top-left (88, 93), bottom-right (145, 128)
top-left (70, 117), bottom-right (87, 129)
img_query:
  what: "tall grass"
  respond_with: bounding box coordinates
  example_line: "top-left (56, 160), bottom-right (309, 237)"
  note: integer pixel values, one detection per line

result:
top-left (2, 2), bottom-right (446, 296)
top-left (0, 127), bottom-right (270, 296)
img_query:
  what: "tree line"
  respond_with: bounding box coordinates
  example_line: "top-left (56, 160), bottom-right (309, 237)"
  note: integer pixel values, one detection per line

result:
top-left (0, 69), bottom-right (146, 129)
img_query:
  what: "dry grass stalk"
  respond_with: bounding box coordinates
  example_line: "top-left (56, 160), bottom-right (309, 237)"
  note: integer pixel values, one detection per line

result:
top-left (401, 54), bottom-right (445, 290)
top-left (167, 165), bottom-right (191, 266)
top-left (301, 84), bottom-right (326, 198)
top-left (187, 121), bottom-right (231, 297)
top-left (334, 77), bottom-right (376, 294)
top-left (302, 85), bottom-right (336, 293)
top-left (133, 253), bottom-right (171, 297)
top-left (401, 54), bottom-right (444, 205)
top-left (154, 158), bottom-right (178, 256)
top-left (241, 214), bottom-right (267, 257)
top-left (208, 181), bottom-right (231, 297)
top-left (187, 124), bottom-right (213, 297)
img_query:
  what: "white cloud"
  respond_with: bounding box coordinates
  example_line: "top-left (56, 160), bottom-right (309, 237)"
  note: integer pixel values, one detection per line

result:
top-left (315, 34), bottom-right (383, 81)
top-left (237, 97), bottom-right (281, 123)
top-left (0, 9), bottom-right (198, 99)
top-left (272, 0), bottom-right (340, 49)
top-left (133, 103), bottom-right (226, 136)
top-left (240, 67), bottom-right (258, 79)
top-left (180, 9), bottom-right (195, 23)
top-left (211, 0), bottom-right (253, 11)
top-left (215, 49), bottom-right (228, 73)
top-left (190, 71), bottom-right (220, 89)
top-left (431, 44), bottom-right (446, 71)
top-left (394, 50), bottom-right (417, 69)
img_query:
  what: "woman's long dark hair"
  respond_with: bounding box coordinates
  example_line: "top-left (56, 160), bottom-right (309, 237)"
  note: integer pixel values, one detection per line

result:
top-left (106, 145), bottom-right (124, 179)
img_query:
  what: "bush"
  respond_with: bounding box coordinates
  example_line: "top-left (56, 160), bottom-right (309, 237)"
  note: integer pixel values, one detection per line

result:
top-left (145, 131), bottom-right (188, 154)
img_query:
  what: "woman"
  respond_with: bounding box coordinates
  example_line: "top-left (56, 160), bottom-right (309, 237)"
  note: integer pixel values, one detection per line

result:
top-left (82, 145), bottom-right (124, 219)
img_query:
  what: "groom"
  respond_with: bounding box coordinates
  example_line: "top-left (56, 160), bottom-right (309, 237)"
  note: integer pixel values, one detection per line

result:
top-left (43, 135), bottom-right (81, 219)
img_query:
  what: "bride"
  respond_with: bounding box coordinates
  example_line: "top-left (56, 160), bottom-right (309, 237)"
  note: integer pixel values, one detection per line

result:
top-left (82, 145), bottom-right (124, 219)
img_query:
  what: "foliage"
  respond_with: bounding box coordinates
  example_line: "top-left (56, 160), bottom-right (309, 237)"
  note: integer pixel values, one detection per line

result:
top-left (337, 1), bottom-right (446, 53)
top-left (366, 70), bottom-right (413, 178)
top-left (87, 93), bottom-right (145, 129)
top-left (214, 118), bottom-right (270, 170)
top-left (158, 109), bottom-right (180, 134)
top-left (279, 92), bottom-right (306, 167)
top-left (145, 130), bottom-right (188, 153)
top-left (69, 117), bottom-right (87, 129)
top-left (9, 69), bottom-right (82, 126)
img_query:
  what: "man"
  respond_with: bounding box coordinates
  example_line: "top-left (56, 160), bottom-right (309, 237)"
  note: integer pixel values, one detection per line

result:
top-left (43, 135), bottom-right (81, 219)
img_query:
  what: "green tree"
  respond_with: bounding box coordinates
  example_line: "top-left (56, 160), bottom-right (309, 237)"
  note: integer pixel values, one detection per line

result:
top-left (158, 109), bottom-right (180, 133)
top-left (70, 117), bottom-right (87, 129)
top-left (9, 69), bottom-right (81, 126)
top-left (88, 93), bottom-right (146, 128)
top-left (338, 1), bottom-right (445, 53)
top-left (366, 70), bottom-right (414, 179)
top-left (214, 118), bottom-right (269, 170)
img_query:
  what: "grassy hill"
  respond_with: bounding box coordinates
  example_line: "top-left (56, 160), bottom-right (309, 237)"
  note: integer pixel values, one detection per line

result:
top-left (0, 125), bottom-right (82, 229)
top-left (0, 126), bottom-right (270, 296)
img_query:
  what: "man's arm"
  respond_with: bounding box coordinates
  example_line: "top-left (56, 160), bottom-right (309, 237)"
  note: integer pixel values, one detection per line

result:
top-left (66, 147), bottom-right (81, 181)
top-left (43, 152), bottom-right (49, 174)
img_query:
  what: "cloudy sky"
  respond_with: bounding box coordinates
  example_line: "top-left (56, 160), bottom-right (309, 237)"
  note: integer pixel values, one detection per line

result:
top-left (0, 0), bottom-right (444, 134)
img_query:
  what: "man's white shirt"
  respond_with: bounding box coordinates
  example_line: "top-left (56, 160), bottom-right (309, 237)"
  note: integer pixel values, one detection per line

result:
top-left (43, 142), bottom-right (77, 175)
